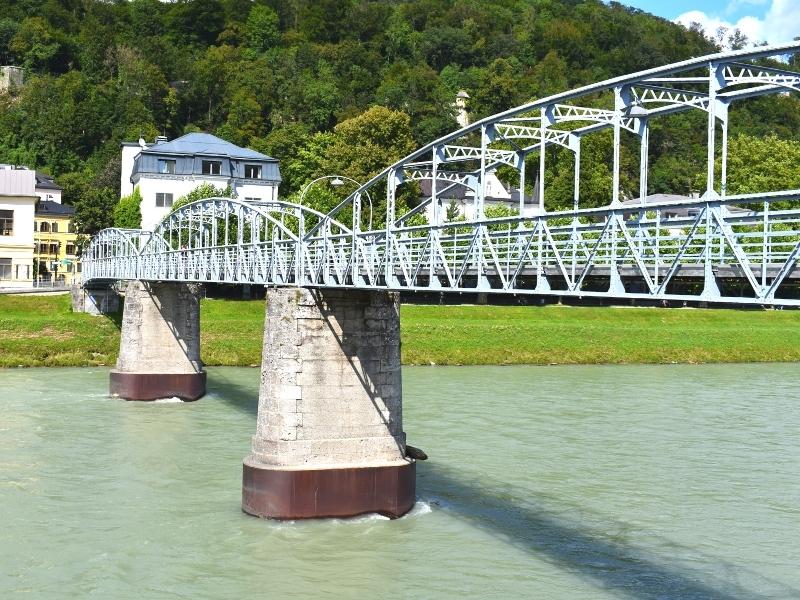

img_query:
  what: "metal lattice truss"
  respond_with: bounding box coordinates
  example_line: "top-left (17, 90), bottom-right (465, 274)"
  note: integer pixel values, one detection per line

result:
top-left (84, 43), bottom-right (800, 306)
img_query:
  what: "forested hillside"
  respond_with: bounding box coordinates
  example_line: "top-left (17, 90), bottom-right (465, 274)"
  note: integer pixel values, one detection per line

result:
top-left (0, 0), bottom-right (798, 234)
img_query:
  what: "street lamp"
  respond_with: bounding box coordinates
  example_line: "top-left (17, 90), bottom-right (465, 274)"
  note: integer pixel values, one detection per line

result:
top-left (297, 175), bottom-right (373, 231)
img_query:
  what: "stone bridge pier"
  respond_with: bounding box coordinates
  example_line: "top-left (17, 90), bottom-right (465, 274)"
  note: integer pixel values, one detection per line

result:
top-left (243, 287), bottom-right (415, 520)
top-left (110, 280), bottom-right (206, 401)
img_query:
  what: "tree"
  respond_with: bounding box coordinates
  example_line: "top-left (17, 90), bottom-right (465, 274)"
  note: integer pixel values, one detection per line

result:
top-left (216, 89), bottom-right (264, 146)
top-left (246, 4), bottom-right (280, 53)
top-left (74, 188), bottom-right (117, 235)
top-left (718, 134), bottom-right (800, 199)
top-left (170, 183), bottom-right (234, 214)
top-left (322, 106), bottom-right (416, 186)
top-left (0, 18), bottom-right (19, 64)
top-left (253, 123), bottom-right (311, 196)
top-left (114, 187), bottom-right (142, 228)
top-left (10, 17), bottom-right (65, 72)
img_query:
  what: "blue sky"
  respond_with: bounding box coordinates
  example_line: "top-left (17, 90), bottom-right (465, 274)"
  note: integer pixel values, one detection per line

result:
top-left (617, 0), bottom-right (799, 46)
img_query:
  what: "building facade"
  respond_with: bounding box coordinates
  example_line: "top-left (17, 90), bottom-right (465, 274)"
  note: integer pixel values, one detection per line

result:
top-left (420, 171), bottom-right (539, 222)
top-left (121, 133), bottom-right (281, 230)
top-left (0, 165), bottom-right (76, 287)
top-left (34, 201), bottom-right (79, 285)
top-left (0, 66), bottom-right (23, 94)
top-left (0, 169), bottom-right (36, 288)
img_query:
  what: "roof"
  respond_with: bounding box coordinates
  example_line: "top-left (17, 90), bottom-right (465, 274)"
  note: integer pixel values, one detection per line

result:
top-left (419, 179), bottom-right (534, 204)
top-left (620, 193), bottom-right (692, 206)
top-left (140, 132), bottom-right (276, 161)
top-left (36, 200), bottom-right (74, 216)
top-left (35, 171), bottom-right (61, 191)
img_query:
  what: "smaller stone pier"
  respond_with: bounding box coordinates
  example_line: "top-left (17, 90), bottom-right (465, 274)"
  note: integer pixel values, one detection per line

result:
top-left (243, 287), bottom-right (415, 520)
top-left (111, 280), bottom-right (205, 401)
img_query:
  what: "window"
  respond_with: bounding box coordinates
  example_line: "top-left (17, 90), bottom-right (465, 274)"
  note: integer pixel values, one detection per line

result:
top-left (33, 221), bottom-right (37, 232)
top-left (202, 160), bottom-right (222, 175)
top-left (156, 193), bottom-right (174, 208)
top-left (51, 222), bottom-right (58, 233)
top-left (49, 244), bottom-right (58, 255)
top-left (244, 164), bottom-right (261, 179)
top-left (159, 159), bottom-right (176, 174)
top-left (68, 222), bottom-right (75, 233)
top-left (15, 264), bottom-right (29, 279)
top-left (39, 221), bottom-right (49, 233)
top-left (0, 210), bottom-right (12, 236)
top-left (0, 258), bottom-right (11, 279)
top-left (66, 244), bottom-right (76, 255)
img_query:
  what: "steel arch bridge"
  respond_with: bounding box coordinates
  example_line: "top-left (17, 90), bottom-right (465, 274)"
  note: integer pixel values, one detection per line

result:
top-left (84, 43), bottom-right (800, 306)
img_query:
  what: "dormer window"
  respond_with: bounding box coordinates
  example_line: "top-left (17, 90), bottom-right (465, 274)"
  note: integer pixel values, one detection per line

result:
top-left (244, 164), bottom-right (261, 179)
top-left (159, 159), bottom-right (176, 174)
top-left (202, 160), bottom-right (222, 175)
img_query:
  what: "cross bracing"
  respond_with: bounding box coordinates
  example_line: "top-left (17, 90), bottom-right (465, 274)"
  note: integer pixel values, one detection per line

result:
top-left (83, 44), bottom-right (800, 306)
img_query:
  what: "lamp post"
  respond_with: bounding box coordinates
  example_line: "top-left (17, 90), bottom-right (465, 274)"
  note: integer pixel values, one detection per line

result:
top-left (297, 175), bottom-right (373, 231)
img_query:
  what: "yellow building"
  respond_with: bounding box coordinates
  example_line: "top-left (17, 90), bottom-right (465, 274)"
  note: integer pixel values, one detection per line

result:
top-left (34, 201), bottom-right (80, 285)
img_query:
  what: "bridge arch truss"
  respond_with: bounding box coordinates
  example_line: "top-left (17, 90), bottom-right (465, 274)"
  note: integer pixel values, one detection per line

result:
top-left (83, 43), bottom-right (800, 306)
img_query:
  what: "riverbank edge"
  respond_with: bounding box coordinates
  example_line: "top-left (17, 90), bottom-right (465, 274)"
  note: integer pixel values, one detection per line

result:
top-left (2, 294), bottom-right (800, 368)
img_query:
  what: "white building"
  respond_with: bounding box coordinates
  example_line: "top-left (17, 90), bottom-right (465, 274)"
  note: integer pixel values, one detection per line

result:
top-left (121, 132), bottom-right (282, 230)
top-left (420, 171), bottom-right (540, 222)
top-left (0, 168), bottom-right (36, 288)
top-left (0, 66), bottom-right (24, 94)
top-left (33, 171), bottom-right (62, 204)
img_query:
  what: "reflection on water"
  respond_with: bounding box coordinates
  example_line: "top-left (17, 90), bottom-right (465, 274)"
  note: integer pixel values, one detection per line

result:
top-left (1, 364), bottom-right (799, 599)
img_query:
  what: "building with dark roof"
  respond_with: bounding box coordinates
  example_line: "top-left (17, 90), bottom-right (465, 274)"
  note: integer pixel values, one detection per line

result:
top-left (34, 172), bottom-right (63, 203)
top-left (121, 133), bottom-right (282, 229)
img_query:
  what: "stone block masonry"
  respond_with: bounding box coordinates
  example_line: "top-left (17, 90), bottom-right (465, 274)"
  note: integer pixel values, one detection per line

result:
top-left (110, 280), bottom-right (205, 401)
top-left (243, 287), bottom-right (415, 519)
top-left (70, 283), bottom-right (120, 316)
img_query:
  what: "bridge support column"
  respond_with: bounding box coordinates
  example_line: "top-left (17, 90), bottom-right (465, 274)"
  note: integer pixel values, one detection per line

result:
top-left (243, 287), bottom-right (414, 520)
top-left (110, 280), bottom-right (205, 401)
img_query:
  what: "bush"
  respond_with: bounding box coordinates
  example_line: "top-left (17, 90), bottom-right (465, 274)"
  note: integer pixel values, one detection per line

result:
top-left (113, 187), bottom-right (142, 229)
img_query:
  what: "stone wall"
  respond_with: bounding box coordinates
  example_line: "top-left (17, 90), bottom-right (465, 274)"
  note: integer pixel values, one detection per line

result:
top-left (70, 284), bottom-right (120, 315)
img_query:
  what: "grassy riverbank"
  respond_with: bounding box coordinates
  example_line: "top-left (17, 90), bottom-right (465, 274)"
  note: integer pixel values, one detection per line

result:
top-left (1, 293), bottom-right (800, 368)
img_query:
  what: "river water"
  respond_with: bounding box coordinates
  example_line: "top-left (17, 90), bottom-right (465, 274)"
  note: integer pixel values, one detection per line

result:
top-left (1, 364), bottom-right (799, 599)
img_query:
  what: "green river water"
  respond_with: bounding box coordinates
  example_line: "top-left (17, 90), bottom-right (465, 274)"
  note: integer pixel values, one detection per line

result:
top-left (1, 364), bottom-right (799, 599)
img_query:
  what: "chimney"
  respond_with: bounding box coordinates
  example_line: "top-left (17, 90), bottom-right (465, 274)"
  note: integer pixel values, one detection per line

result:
top-left (154, 135), bottom-right (168, 144)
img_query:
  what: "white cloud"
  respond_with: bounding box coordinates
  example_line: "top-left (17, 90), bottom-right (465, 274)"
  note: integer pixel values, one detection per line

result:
top-left (724, 0), bottom-right (768, 16)
top-left (676, 0), bottom-right (800, 46)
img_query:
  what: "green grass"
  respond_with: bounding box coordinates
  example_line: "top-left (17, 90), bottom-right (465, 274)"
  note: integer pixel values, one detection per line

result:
top-left (1, 294), bottom-right (800, 368)
top-left (0, 294), bottom-right (120, 367)
top-left (401, 304), bottom-right (800, 365)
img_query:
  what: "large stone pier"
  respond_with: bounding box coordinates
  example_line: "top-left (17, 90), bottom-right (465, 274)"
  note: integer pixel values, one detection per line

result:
top-left (243, 287), bottom-right (415, 520)
top-left (110, 280), bottom-right (205, 401)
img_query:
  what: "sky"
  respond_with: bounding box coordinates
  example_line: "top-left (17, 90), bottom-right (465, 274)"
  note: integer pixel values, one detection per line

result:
top-left (618, 0), bottom-right (800, 46)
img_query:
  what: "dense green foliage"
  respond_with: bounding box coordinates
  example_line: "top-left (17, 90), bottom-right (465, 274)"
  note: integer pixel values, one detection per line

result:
top-left (113, 186), bottom-right (142, 228)
top-left (4, 294), bottom-right (800, 367)
top-left (0, 0), bottom-right (798, 231)
top-left (170, 182), bottom-right (234, 214)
